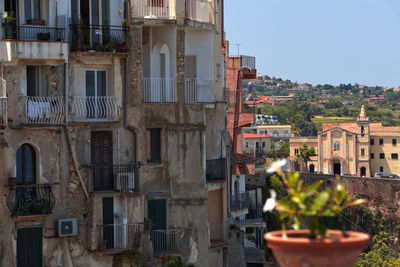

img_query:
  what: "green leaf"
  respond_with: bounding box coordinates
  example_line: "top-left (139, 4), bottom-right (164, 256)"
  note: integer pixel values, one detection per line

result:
top-left (318, 223), bottom-right (329, 238)
top-left (305, 180), bottom-right (323, 197)
top-left (313, 192), bottom-right (329, 210)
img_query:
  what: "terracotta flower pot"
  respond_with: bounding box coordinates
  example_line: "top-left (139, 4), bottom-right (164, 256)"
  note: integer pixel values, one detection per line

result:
top-left (265, 229), bottom-right (369, 267)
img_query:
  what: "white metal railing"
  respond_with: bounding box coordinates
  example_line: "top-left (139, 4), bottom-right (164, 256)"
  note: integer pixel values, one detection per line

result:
top-left (151, 227), bottom-right (184, 253)
top-left (185, 0), bottom-right (214, 24)
top-left (143, 78), bottom-right (177, 103)
top-left (131, 0), bottom-right (176, 19)
top-left (185, 78), bottom-right (214, 102)
top-left (72, 96), bottom-right (121, 122)
top-left (25, 96), bottom-right (65, 125)
top-left (0, 97), bottom-right (7, 127)
top-left (241, 56), bottom-right (256, 70)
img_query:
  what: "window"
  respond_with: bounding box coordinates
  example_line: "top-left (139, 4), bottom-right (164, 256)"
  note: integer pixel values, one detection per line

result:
top-left (85, 70), bottom-right (107, 119)
top-left (361, 126), bottom-right (364, 137)
top-left (27, 66), bottom-right (48, 96)
top-left (370, 139), bottom-right (374, 145)
top-left (256, 142), bottom-right (259, 148)
top-left (380, 153), bottom-right (385, 159)
top-left (334, 143), bottom-right (340, 151)
top-left (379, 139), bottom-right (384, 145)
top-left (17, 144), bottom-right (36, 185)
top-left (25, 0), bottom-right (41, 22)
top-left (361, 148), bottom-right (365, 156)
top-left (393, 139), bottom-right (397, 146)
top-left (380, 166), bottom-right (384, 172)
top-left (148, 129), bottom-right (161, 162)
top-left (392, 153), bottom-right (398, 159)
top-left (246, 142), bottom-right (248, 148)
top-left (262, 141), bottom-right (265, 148)
top-left (294, 148), bottom-right (299, 155)
top-left (370, 153), bottom-right (374, 159)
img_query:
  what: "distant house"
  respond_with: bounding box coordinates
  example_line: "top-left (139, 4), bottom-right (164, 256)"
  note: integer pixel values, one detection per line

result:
top-left (365, 96), bottom-right (385, 105)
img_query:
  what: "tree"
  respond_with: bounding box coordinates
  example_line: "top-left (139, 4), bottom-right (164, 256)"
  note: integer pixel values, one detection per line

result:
top-left (295, 143), bottom-right (317, 172)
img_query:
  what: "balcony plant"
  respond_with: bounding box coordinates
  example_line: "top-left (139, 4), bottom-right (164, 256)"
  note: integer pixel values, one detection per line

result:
top-left (3, 11), bottom-right (16, 39)
top-left (263, 160), bottom-right (369, 267)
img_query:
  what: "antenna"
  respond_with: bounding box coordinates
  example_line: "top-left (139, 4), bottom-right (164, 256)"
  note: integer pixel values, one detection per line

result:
top-left (230, 43), bottom-right (241, 56)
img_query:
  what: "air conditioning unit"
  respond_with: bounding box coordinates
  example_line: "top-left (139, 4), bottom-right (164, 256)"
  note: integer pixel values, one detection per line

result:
top-left (116, 170), bottom-right (135, 191)
top-left (59, 218), bottom-right (78, 237)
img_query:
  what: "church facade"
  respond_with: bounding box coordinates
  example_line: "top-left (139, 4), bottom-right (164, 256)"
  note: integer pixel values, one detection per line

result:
top-left (290, 106), bottom-right (400, 177)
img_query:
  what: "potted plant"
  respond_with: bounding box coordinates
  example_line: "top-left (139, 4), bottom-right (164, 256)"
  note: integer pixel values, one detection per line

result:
top-left (263, 160), bottom-right (369, 267)
top-left (3, 11), bottom-right (16, 39)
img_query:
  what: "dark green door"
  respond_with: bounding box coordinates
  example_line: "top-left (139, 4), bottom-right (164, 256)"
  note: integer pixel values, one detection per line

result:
top-left (17, 227), bottom-right (42, 267)
top-left (148, 199), bottom-right (167, 252)
top-left (103, 197), bottom-right (114, 248)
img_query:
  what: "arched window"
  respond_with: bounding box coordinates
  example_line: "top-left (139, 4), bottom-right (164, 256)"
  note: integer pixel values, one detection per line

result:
top-left (360, 167), bottom-right (366, 177)
top-left (309, 164), bottom-right (315, 173)
top-left (361, 126), bottom-right (365, 137)
top-left (16, 144), bottom-right (36, 185)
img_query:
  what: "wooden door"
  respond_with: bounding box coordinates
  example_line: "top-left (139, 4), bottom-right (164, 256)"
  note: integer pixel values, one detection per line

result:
top-left (91, 131), bottom-right (113, 191)
top-left (17, 227), bottom-right (42, 267)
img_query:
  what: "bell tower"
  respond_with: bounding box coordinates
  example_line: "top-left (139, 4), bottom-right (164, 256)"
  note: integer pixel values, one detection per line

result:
top-left (356, 105), bottom-right (370, 177)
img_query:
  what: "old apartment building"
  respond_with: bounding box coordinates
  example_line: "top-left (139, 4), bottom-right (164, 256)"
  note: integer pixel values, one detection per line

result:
top-left (0, 0), bottom-right (228, 266)
top-left (290, 106), bottom-right (400, 177)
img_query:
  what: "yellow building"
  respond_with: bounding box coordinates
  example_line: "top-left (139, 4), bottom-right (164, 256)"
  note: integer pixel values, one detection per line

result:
top-left (290, 106), bottom-right (400, 177)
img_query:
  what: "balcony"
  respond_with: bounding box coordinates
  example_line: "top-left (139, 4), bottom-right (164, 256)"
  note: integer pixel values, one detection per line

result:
top-left (69, 24), bottom-right (130, 54)
top-left (0, 97), bottom-right (7, 128)
top-left (71, 96), bottom-right (122, 122)
top-left (209, 221), bottom-right (228, 248)
top-left (23, 96), bottom-right (65, 125)
top-left (98, 223), bottom-right (143, 250)
top-left (131, 0), bottom-right (176, 19)
top-left (151, 227), bottom-right (184, 253)
top-left (91, 165), bottom-right (139, 193)
top-left (143, 78), bottom-right (177, 103)
top-left (229, 56), bottom-right (257, 79)
top-left (184, 78), bottom-right (214, 103)
top-left (231, 192), bottom-right (249, 212)
top-left (2, 25), bottom-right (67, 61)
top-left (185, 0), bottom-right (214, 24)
top-left (246, 207), bottom-right (263, 220)
top-left (6, 184), bottom-right (55, 217)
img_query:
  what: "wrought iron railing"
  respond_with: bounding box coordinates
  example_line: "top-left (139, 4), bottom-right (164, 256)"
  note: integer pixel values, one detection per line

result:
top-left (91, 165), bottom-right (139, 192)
top-left (151, 227), bottom-right (184, 253)
top-left (209, 221), bottom-right (228, 242)
top-left (185, 0), bottom-right (214, 24)
top-left (143, 78), bottom-right (177, 103)
top-left (24, 96), bottom-right (65, 125)
top-left (98, 223), bottom-right (144, 249)
top-left (6, 184), bottom-right (55, 216)
top-left (184, 78), bottom-right (214, 102)
top-left (131, 0), bottom-right (176, 19)
top-left (231, 192), bottom-right (249, 212)
top-left (0, 97), bottom-right (7, 127)
top-left (3, 25), bottom-right (65, 41)
top-left (69, 24), bottom-right (130, 52)
top-left (246, 206), bottom-right (263, 220)
top-left (72, 96), bottom-right (121, 122)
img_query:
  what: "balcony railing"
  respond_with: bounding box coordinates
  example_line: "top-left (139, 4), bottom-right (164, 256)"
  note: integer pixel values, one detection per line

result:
top-left (3, 25), bottom-right (65, 41)
top-left (231, 192), bottom-right (249, 212)
top-left (24, 96), bottom-right (65, 125)
top-left (98, 223), bottom-right (143, 249)
top-left (209, 221), bottom-right (228, 242)
top-left (0, 97), bottom-right (7, 127)
top-left (6, 184), bottom-right (55, 216)
top-left (241, 56), bottom-right (256, 70)
top-left (151, 227), bottom-right (184, 253)
top-left (91, 165), bottom-right (139, 192)
top-left (72, 96), bottom-right (121, 122)
top-left (143, 78), bottom-right (177, 103)
top-left (131, 0), bottom-right (176, 19)
top-left (69, 24), bottom-right (130, 52)
top-left (185, 0), bottom-right (214, 24)
top-left (246, 206), bottom-right (263, 220)
top-left (185, 78), bottom-right (214, 102)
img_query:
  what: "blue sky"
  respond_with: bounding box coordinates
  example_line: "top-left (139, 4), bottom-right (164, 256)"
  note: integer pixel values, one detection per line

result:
top-left (225, 0), bottom-right (400, 87)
